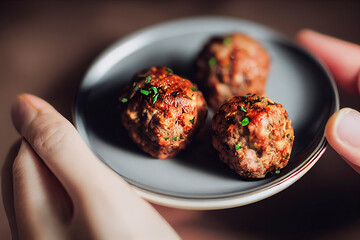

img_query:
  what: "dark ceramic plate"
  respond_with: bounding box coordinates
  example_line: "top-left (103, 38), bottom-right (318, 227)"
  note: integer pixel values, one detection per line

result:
top-left (73, 17), bottom-right (338, 209)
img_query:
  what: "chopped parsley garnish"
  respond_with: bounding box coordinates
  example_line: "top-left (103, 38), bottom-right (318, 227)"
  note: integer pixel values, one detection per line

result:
top-left (152, 93), bottom-right (159, 104)
top-left (190, 117), bottom-right (195, 124)
top-left (245, 93), bottom-right (252, 97)
top-left (235, 144), bottom-right (242, 150)
top-left (173, 136), bottom-right (177, 141)
top-left (285, 153), bottom-right (289, 159)
top-left (133, 82), bottom-right (136, 87)
top-left (150, 86), bottom-right (158, 94)
top-left (140, 89), bottom-right (150, 95)
top-left (164, 137), bottom-right (169, 140)
top-left (240, 106), bottom-right (247, 113)
top-left (145, 76), bottom-right (151, 84)
top-left (166, 67), bottom-right (173, 73)
top-left (120, 97), bottom-right (128, 103)
top-left (241, 117), bottom-right (250, 126)
top-left (145, 87), bottom-right (159, 104)
top-left (275, 170), bottom-right (281, 174)
top-left (190, 86), bottom-right (197, 91)
top-left (225, 64), bottom-right (231, 70)
top-left (223, 36), bottom-right (232, 46)
top-left (208, 57), bottom-right (217, 68)
top-left (134, 85), bottom-right (139, 91)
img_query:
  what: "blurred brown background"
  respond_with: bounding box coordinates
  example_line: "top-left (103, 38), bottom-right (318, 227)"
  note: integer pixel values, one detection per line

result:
top-left (0, 1), bottom-right (359, 239)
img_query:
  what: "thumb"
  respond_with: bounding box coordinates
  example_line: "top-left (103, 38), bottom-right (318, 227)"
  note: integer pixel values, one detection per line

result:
top-left (11, 94), bottom-right (120, 198)
top-left (325, 108), bottom-right (360, 173)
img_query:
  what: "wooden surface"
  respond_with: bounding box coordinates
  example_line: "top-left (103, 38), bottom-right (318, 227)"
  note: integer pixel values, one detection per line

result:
top-left (0, 1), bottom-right (359, 239)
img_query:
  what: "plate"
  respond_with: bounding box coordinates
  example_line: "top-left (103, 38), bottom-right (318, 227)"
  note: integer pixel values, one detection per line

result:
top-left (73, 16), bottom-right (339, 209)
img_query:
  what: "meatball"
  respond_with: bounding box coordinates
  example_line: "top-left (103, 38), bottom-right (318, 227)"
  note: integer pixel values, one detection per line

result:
top-left (195, 33), bottom-right (270, 110)
top-left (119, 66), bottom-right (207, 159)
top-left (211, 94), bottom-right (294, 178)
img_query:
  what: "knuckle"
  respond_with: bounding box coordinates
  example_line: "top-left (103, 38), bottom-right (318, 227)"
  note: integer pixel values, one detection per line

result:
top-left (30, 113), bottom-right (68, 156)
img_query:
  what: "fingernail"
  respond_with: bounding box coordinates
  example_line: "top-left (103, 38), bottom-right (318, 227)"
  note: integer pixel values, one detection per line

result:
top-left (11, 94), bottom-right (40, 134)
top-left (336, 108), bottom-right (360, 148)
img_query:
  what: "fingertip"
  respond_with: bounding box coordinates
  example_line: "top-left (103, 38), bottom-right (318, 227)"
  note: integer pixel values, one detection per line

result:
top-left (295, 28), bottom-right (317, 44)
top-left (15, 94), bottom-right (52, 113)
top-left (17, 94), bottom-right (42, 109)
top-left (11, 94), bottom-right (53, 135)
top-left (325, 108), bottom-right (360, 170)
top-left (11, 95), bottom-right (28, 133)
top-left (295, 29), bottom-right (328, 50)
top-left (11, 94), bottom-right (37, 134)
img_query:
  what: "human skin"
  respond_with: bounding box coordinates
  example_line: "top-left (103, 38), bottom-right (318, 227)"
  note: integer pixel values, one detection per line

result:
top-left (2, 94), bottom-right (179, 240)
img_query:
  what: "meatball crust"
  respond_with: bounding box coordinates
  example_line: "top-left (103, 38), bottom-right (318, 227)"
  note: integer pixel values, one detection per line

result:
top-left (196, 33), bottom-right (270, 110)
top-left (119, 66), bottom-right (207, 159)
top-left (212, 94), bottom-right (294, 178)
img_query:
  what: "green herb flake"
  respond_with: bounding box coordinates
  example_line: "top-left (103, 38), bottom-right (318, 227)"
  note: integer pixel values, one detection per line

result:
top-left (240, 106), bottom-right (247, 113)
top-left (235, 144), bottom-right (242, 150)
top-left (120, 97), bottom-right (128, 103)
top-left (245, 93), bottom-right (252, 97)
top-left (166, 67), bottom-right (173, 73)
top-left (225, 64), bottom-right (231, 70)
top-left (133, 82), bottom-right (136, 87)
top-left (134, 85), bottom-right (139, 91)
top-left (173, 136), bottom-right (177, 141)
top-left (241, 117), bottom-right (250, 126)
top-left (152, 93), bottom-right (159, 104)
top-left (140, 89), bottom-right (150, 95)
top-left (145, 76), bottom-right (151, 83)
top-left (190, 117), bottom-right (195, 124)
top-left (223, 36), bottom-right (232, 46)
top-left (164, 137), bottom-right (169, 140)
top-left (190, 86), bottom-right (197, 91)
top-left (208, 57), bottom-right (217, 68)
top-left (285, 153), bottom-right (289, 159)
top-left (150, 86), bottom-right (158, 94)
top-left (275, 170), bottom-right (281, 174)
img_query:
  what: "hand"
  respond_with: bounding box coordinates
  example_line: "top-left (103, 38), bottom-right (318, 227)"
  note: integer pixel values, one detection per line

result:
top-left (2, 94), bottom-right (179, 239)
top-left (296, 29), bottom-right (360, 173)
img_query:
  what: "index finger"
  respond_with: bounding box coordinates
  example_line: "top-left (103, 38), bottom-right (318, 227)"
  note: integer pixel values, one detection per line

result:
top-left (296, 29), bottom-right (360, 94)
top-left (1, 139), bottom-right (21, 240)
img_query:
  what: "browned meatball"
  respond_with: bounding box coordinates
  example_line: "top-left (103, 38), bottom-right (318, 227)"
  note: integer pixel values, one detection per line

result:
top-left (119, 66), bottom-right (207, 159)
top-left (212, 94), bottom-right (294, 178)
top-left (195, 33), bottom-right (270, 110)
